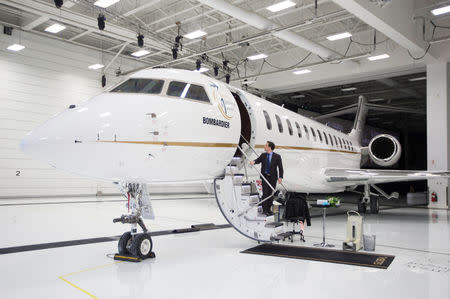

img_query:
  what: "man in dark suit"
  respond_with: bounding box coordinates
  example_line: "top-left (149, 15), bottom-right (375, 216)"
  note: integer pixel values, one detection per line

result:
top-left (250, 141), bottom-right (284, 216)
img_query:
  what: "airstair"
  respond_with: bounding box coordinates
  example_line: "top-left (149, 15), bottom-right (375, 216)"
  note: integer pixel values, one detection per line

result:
top-left (214, 141), bottom-right (288, 242)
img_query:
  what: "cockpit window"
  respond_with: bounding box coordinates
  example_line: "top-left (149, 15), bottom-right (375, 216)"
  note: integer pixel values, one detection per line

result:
top-left (167, 81), bottom-right (210, 102)
top-left (111, 78), bottom-right (164, 94)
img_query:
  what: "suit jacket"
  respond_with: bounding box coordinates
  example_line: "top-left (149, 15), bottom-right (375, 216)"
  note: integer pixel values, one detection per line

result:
top-left (254, 152), bottom-right (283, 179)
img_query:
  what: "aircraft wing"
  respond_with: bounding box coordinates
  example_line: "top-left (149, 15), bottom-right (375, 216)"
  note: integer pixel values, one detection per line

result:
top-left (324, 168), bottom-right (450, 185)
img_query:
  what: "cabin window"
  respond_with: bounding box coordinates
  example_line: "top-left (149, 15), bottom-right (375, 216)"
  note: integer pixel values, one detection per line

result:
top-left (329, 134), bottom-right (334, 146)
top-left (303, 125), bottom-right (310, 140)
top-left (323, 131), bottom-right (328, 145)
top-left (333, 136), bottom-right (338, 147)
top-left (167, 81), bottom-right (210, 102)
top-left (310, 127), bottom-right (317, 141)
top-left (286, 119), bottom-right (293, 136)
top-left (350, 141), bottom-right (354, 151)
top-left (295, 122), bottom-right (302, 138)
top-left (275, 114), bottom-right (283, 133)
top-left (317, 130), bottom-right (323, 143)
top-left (338, 137), bottom-right (343, 148)
top-left (263, 110), bottom-right (272, 130)
top-left (111, 78), bottom-right (164, 94)
top-left (345, 140), bottom-right (350, 150)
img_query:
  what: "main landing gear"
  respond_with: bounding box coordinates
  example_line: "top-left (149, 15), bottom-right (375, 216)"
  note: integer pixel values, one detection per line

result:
top-left (357, 184), bottom-right (380, 214)
top-left (113, 183), bottom-right (155, 261)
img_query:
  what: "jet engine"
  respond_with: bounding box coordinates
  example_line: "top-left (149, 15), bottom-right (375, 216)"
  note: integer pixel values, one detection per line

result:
top-left (368, 134), bottom-right (401, 167)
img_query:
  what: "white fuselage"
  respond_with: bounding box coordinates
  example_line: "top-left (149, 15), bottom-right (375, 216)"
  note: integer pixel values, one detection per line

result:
top-left (21, 68), bottom-right (361, 193)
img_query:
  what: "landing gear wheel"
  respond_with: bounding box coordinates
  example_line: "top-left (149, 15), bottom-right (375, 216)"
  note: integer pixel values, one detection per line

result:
top-left (358, 200), bottom-right (366, 214)
top-left (131, 233), bottom-right (153, 258)
top-left (118, 231), bottom-right (132, 254)
top-left (370, 197), bottom-right (379, 214)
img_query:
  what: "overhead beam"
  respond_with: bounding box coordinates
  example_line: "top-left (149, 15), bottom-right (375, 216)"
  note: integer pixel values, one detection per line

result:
top-left (6, 0), bottom-right (169, 52)
top-left (22, 15), bottom-right (49, 30)
top-left (197, 0), bottom-right (340, 59)
top-left (331, 0), bottom-right (438, 61)
top-left (68, 29), bottom-right (93, 41)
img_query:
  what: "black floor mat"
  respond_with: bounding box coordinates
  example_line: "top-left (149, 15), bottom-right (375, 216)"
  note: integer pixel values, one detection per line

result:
top-left (241, 243), bottom-right (395, 269)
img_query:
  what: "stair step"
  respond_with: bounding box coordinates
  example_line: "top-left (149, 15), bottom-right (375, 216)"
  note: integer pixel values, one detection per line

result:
top-left (241, 184), bottom-right (251, 195)
top-left (232, 174), bottom-right (244, 185)
top-left (229, 156), bottom-right (242, 166)
top-left (242, 193), bottom-right (259, 204)
top-left (225, 165), bottom-right (237, 175)
top-left (265, 221), bottom-right (284, 228)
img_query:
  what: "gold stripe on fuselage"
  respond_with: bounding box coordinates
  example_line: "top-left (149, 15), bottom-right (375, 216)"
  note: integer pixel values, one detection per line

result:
top-left (254, 144), bottom-right (359, 155)
top-left (97, 140), bottom-right (359, 154)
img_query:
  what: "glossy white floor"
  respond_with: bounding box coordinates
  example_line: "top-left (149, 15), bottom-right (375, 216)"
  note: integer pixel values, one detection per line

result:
top-left (0, 196), bottom-right (449, 299)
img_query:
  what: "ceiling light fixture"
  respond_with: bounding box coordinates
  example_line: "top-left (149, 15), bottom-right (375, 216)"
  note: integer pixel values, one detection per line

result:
top-left (368, 54), bottom-right (390, 61)
top-left (45, 23), bottom-right (66, 34)
top-left (7, 44), bottom-right (25, 51)
top-left (341, 87), bottom-right (357, 91)
top-left (326, 32), bottom-right (352, 41)
top-left (225, 74), bottom-right (231, 84)
top-left (408, 76), bottom-right (426, 82)
top-left (88, 64), bottom-right (104, 70)
top-left (247, 53), bottom-right (267, 60)
top-left (291, 94), bottom-right (305, 99)
top-left (266, 1), bottom-right (295, 12)
top-left (293, 69), bottom-right (311, 75)
top-left (184, 30), bottom-right (207, 39)
top-left (131, 50), bottom-right (150, 57)
top-left (431, 5), bottom-right (450, 16)
top-left (137, 34), bottom-right (144, 47)
top-left (94, 0), bottom-right (120, 8)
top-left (97, 14), bottom-right (106, 31)
top-left (321, 104), bottom-right (335, 108)
top-left (194, 67), bottom-right (209, 73)
top-left (213, 65), bottom-right (219, 76)
top-left (54, 0), bottom-right (63, 8)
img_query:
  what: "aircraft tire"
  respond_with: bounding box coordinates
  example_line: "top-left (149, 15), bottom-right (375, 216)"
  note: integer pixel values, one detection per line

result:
top-left (131, 233), bottom-right (153, 258)
top-left (118, 231), bottom-right (132, 255)
top-left (357, 200), bottom-right (366, 214)
top-left (370, 197), bottom-right (379, 214)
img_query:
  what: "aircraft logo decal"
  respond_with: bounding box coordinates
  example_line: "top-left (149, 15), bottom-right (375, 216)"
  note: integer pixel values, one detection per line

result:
top-left (210, 82), bottom-right (233, 120)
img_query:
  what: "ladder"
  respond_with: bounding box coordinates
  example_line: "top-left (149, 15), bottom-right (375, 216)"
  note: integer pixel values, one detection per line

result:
top-left (213, 141), bottom-right (287, 242)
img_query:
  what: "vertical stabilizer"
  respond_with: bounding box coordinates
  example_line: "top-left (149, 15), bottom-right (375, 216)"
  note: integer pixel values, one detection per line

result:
top-left (348, 95), bottom-right (368, 143)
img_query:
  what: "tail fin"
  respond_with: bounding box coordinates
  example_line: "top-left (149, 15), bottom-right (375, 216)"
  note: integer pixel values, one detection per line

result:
top-left (348, 95), bottom-right (367, 143)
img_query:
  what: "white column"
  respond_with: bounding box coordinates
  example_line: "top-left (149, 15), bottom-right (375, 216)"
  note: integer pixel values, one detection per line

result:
top-left (427, 63), bottom-right (450, 209)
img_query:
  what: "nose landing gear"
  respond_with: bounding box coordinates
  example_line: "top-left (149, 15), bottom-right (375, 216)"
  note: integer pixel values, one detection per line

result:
top-left (113, 183), bottom-right (155, 262)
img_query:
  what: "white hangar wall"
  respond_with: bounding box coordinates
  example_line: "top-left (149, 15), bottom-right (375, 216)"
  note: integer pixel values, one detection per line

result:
top-left (0, 28), bottom-right (207, 198)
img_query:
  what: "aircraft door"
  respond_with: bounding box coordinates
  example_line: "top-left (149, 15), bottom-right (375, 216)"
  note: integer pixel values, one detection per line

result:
top-left (230, 91), bottom-right (255, 157)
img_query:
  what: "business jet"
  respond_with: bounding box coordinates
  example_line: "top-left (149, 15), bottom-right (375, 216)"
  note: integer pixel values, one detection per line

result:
top-left (20, 68), bottom-right (449, 258)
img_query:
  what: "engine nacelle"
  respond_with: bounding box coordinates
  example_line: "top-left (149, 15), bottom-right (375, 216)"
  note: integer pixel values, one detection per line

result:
top-left (368, 134), bottom-right (401, 167)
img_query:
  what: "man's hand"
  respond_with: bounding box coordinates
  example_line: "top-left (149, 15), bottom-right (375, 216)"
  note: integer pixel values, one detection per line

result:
top-left (278, 178), bottom-right (282, 184)
top-left (250, 160), bottom-right (255, 166)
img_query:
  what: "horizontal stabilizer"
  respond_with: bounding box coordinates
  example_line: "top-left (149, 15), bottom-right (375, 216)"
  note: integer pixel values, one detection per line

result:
top-left (325, 168), bottom-right (450, 185)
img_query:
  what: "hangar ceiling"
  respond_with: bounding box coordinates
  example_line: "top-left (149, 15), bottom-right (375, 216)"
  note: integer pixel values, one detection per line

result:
top-left (0, 0), bottom-right (449, 130)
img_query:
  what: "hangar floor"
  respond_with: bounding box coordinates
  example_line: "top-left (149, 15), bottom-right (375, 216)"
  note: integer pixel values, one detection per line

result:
top-left (0, 196), bottom-right (449, 299)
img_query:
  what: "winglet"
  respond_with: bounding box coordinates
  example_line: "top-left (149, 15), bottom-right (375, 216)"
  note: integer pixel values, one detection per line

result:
top-left (348, 95), bottom-right (368, 143)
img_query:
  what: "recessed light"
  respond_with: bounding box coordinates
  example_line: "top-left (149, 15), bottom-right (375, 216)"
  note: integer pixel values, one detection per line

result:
top-left (94, 0), bottom-right (120, 8)
top-left (131, 50), bottom-right (150, 57)
top-left (408, 76), bottom-right (426, 82)
top-left (247, 53), bottom-right (268, 60)
top-left (184, 30), bottom-right (207, 39)
top-left (266, 1), bottom-right (295, 12)
top-left (326, 32), bottom-right (352, 41)
top-left (7, 44), bottom-right (25, 51)
top-left (341, 87), bottom-right (357, 91)
top-left (368, 54), bottom-right (390, 61)
top-left (370, 98), bottom-right (385, 102)
top-left (45, 23), bottom-right (66, 34)
top-left (291, 94), bottom-right (305, 99)
top-left (194, 67), bottom-right (209, 73)
top-left (88, 64), bottom-right (104, 70)
top-left (322, 104), bottom-right (335, 108)
top-left (431, 5), bottom-right (450, 16)
top-left (293, 69), bottom-right (311, 75)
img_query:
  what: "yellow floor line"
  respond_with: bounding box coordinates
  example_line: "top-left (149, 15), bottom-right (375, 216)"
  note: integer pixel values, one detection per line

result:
top-left (58, 261), bottom-right (123, 298)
